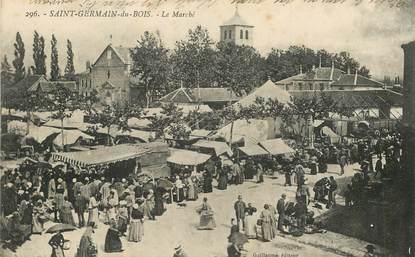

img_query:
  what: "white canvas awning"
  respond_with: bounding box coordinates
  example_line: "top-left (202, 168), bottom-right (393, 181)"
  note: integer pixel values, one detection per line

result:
top-left (259, 138), bottom-right (295, 155)
top-left (192, 140), bottom-right (233, 156)
top-left (167, 148), bottom-right (211, 166)
top-left (238, 145), bottom-right (269, 156)
top-left (53, 130), bottom-right (94, 146)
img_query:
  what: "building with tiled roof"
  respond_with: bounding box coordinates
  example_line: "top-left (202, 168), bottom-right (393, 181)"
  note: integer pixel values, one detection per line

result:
top-left (159, 87), bottom-right (239, 109)
top-left (275, 63), bottom-right (385, 91)
top-left (220, 7), bottom-right (254, 46)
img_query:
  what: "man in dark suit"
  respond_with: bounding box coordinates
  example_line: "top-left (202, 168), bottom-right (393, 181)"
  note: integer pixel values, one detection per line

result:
top-left (277, 193), bottom-right (287, 231)
top-left (74, 192), bottom-right (87, 227)
top-left (234, 195), bottom-right (246, 230)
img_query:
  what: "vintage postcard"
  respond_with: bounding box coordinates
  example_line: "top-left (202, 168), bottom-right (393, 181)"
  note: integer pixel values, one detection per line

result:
top-left (0, 0), bottom-right (414, 257)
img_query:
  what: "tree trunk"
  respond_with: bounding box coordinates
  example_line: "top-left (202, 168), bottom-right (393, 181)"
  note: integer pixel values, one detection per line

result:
top-left (229, 120), bottom-right (234, 147)
top-left (61, 118), bottom-right (64, 151)
top-left (107, 127), bottom-right (111, 146)
top-left (26, 111), bottom-right (30, 135)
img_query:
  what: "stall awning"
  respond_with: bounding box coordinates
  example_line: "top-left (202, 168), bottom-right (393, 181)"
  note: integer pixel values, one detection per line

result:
top-left (53, 130), bottom-right (94, 146)
top-left (25, 125), bottom-right (61, 143)
top-left (189, 129), bottom-right (215, 139)
top-left (167, 148), bottom-right (211, 166)
top-left (115, 129), bottom-right (155, 143)
top-left (51, 144), bottom-right (150, 167)
top-left (238, 145), bottom-right (269, 156)
top-left (192, 140), bottom-right (233, 156)
top-left (259, 138), bottom-right (295, 155)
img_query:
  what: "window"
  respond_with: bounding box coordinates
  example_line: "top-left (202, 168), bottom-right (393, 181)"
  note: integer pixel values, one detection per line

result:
top-left (229, 30), bottom-right (232, 39)
top-left (107, 50), bottom-right (112, 59)
top-left (224, 31), bottom-right (227, 39)
top-left (309, 83), bottom-right (313, 90)
top-left (240, 30), bottom-right (243, 39)
top-left (298, 82), bottom-right (303, 90)
top-left (319, 83), bottom-right (324, 90)
top-left (107, 70), bottom-right (110, 79)
top-left (245, 30), bottom-right (249, 39)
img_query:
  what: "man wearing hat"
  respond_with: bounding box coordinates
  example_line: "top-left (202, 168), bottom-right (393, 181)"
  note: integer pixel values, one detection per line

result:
top-left (234, 195), bottom-right (246, 231)
top-left (364, 244), bottom-right (377, 257)
top-left (173, 244), bottom-right (188, 257)
top-left (74, 191), bottom-right (88, 227)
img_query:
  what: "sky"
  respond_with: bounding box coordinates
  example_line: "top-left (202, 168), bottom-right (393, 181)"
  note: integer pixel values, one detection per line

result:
top-left (1, 0), bottom-right (414, 80)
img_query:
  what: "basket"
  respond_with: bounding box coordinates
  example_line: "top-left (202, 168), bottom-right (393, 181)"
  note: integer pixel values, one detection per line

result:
top-left (63, 240), bottom-right (71, 250)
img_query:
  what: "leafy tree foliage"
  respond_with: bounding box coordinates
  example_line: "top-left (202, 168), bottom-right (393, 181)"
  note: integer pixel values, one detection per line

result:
top-left (130, 31), bottom-right (170, 107)
top-left (214, 41), bottom-right (266, 95)
top-left (64, 39), bottom-right (76, 80)
top-left (50, 34), bottom-right (60, 81)
top-left (12, 32), bottom-right (25, 82)
top-left (149, 103), bottom-right (190, 141)
top-left (32, 31), bottom-right (47, 76)
top-left (170, 26), bottom-right (216, 89)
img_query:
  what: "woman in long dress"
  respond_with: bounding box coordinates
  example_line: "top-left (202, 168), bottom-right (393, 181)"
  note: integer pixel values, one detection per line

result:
top-left (117, 201), bottom-right (128, 236)
top-left (186, 177), bottom-right (197, 201)
top-left (87, 196), bottom-right (99, 228)
top-left (48, 231), bottom-right (65, 257)
top-left (217, 166), bottom-right (228, 190)
top-left (260, 204), bottom-right (275, 242)
top-left (60, 197), bottom-right (76, 226)
top-left (76, 225), bottom-right (96, 257)
top-left (127, 204), bottom-right (144, 242)
top-left (32, 200), bottom-right (45, 234)
top-left (54, 184), bottom-right (65, 222)
top-left (244, 210), bottom-right (257, 239)
top-left (107, 190), bottom-right (119, 222)
top-left (153, 187), bottom-right (165, 216)
top-left (104, 219), bottom-right (123, 252)
top-left (175, 176), bottom-right (185, 202)
top-left (144, 190), bottom-right (155, 220)
top-left (197, 197), bottom-right (216, 230)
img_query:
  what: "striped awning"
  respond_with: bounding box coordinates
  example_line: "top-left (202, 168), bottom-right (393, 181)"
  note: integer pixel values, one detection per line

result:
top-left (51, 144), bottom-right (150, 168)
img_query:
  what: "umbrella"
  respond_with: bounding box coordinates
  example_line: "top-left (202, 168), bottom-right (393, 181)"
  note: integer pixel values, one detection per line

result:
top-left (228, 232), bottom-right (248, 245)
top-left (46, 223), bottom-right (77, 233)
top-left (157, 178), bottom-right (174, 190)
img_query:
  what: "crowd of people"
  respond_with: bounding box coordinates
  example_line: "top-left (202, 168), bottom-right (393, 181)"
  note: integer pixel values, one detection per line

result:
top-left (0, 129), bottom-right (401, 257)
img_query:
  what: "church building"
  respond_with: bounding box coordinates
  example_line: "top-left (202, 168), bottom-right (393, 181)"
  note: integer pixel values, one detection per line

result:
top-left (220, 7), bottom-right (254, 46)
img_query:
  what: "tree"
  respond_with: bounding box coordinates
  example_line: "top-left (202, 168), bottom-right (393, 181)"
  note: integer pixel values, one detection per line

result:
top-left (170, 26), bottom-right (216, 88)
top-left (149, 103), bottom-right (190, 142)
top-left (130, 31), bottom-right (170, 107)
top-left (87, 103), bottom-right (143, 146)
top-left (1, 55), bottom-right (15, 110)
top-left (12, 32), bottom-right (25, 82)
top-left (50, 34), bottom-right (60, 81)
top-left (32, 31), bottom-right (47, 76)
top-left (215, 41), bottom-right (266, 95)
top-left (64, 39), bottom-right (75, 80)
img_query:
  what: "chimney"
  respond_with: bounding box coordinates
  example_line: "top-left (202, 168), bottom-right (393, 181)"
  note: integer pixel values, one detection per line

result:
top-left (86, 61), bottom-right (91, 72)
top-left (299, 65), bottom-right (303, 74)
top-left (330, 61), bottom-right (334, 80)
top-left (354, 69), bottom-right (358, 85)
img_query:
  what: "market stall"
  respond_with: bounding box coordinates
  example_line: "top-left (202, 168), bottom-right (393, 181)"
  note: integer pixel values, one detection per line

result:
top-left (192, 140), bottom-right (233, 157)
top-left (167, 148), bottom-right (211, 166)
top-left (258, 138), bottom-right (295, 156)
top-left (237, 144), bottom-right (270, 157)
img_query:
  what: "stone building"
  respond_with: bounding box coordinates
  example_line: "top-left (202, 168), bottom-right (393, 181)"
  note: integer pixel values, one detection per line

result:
top-left (76, 44), bottom-right (142, 105)
top-left (220, 7), bottom-right (254, 46)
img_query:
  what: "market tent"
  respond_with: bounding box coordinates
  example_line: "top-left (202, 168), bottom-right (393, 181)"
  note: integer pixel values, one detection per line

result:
top-left (25, 125), bottom-right (61, 143)
top-left (115, 129), bottom-right (155, 143)
top-left (258, 138), bottom-right (295, 155)
top-left (213, 119), bottom-right (272, 146)
top-left (235, 79), bottom-right (292, 108)
top-left (238, 145), bottom-right (269, 156)
top-left (53, 130), bottom-right (94, 146)
top-left (167, 148), bottom-right (211, 166)
top-left (51, 144), bottom-right (150, 167)
top-left (189, 129), bottom-right (215, 140)
top-left (192, 140), bottom-right (233, 156)
top-left (128, 118), bottom-right (152, 129)
top-left (321, 126), bottom-right (341, 144)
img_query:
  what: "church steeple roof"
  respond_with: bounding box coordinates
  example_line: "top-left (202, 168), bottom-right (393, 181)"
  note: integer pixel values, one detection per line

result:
top-left (221, 6), bottom-right (253, 27)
